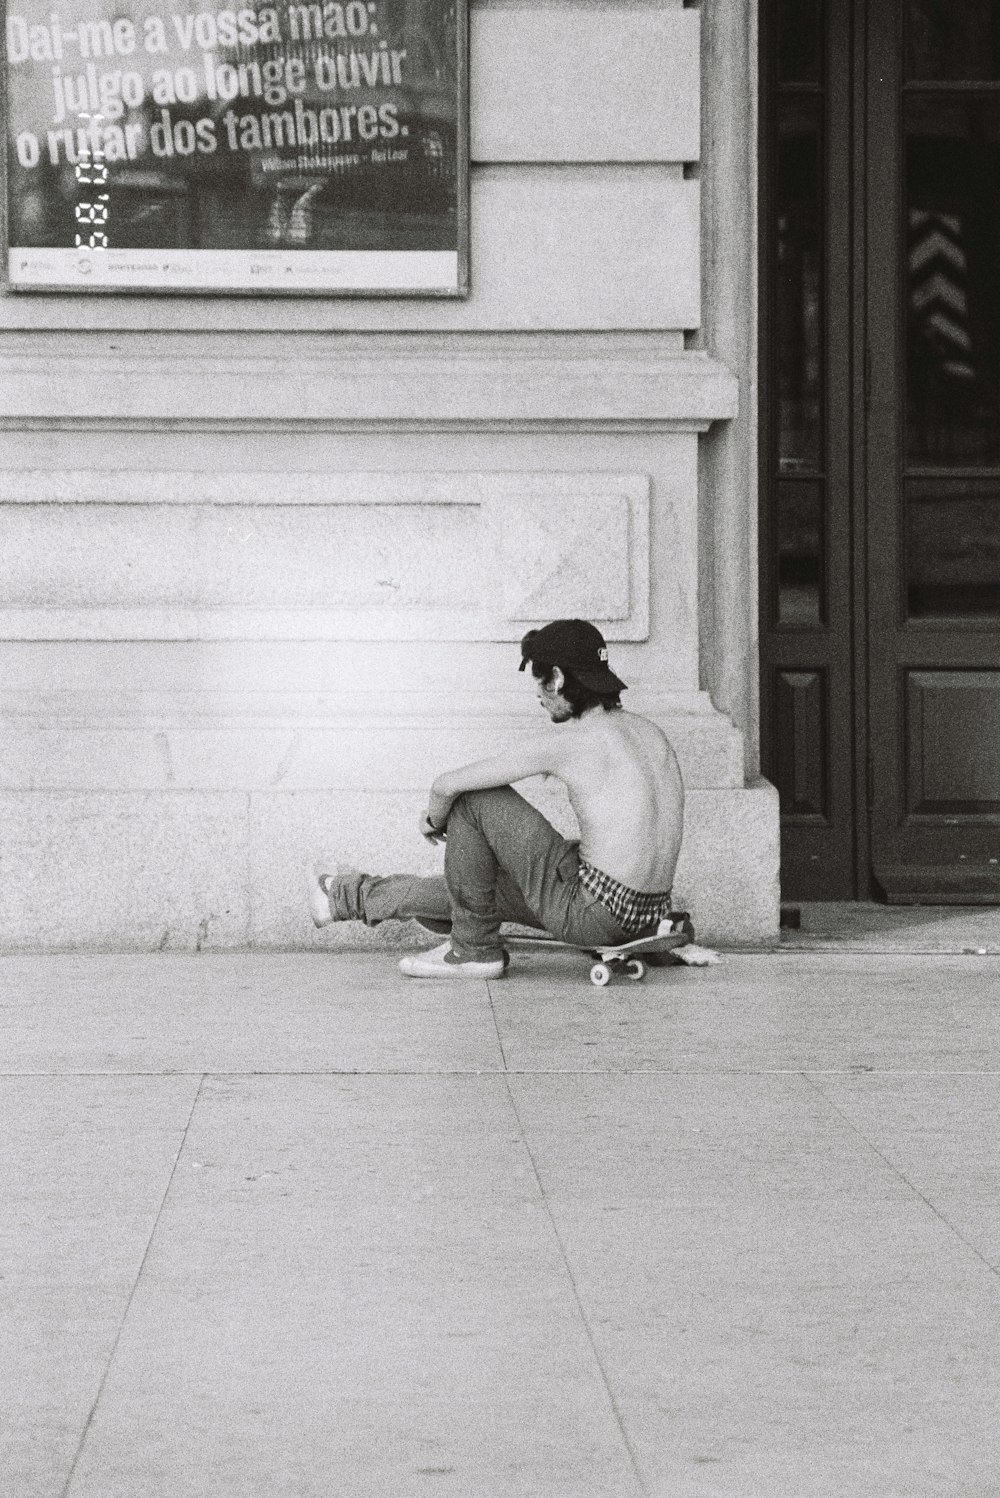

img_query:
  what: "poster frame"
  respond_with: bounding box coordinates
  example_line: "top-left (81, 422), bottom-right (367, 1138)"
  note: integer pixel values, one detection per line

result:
top-left (0, 0), bottom-right (469, 297)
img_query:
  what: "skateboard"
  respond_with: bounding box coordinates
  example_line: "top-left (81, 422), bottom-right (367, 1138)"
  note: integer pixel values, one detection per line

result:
top-left (508, 914), bottom-right (695, 986)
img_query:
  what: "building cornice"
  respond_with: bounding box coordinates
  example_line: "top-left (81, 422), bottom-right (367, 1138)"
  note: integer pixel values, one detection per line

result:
top-left (0, 334), bottom-right (738, 430)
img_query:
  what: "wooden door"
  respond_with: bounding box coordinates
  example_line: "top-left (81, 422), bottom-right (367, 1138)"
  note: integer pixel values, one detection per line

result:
top-left (867, 1), bottom-right (1000, 901)
top-left (760, 0), bottom-right (861, 898)
top-left (761, 0), bottom-right (1000, 902)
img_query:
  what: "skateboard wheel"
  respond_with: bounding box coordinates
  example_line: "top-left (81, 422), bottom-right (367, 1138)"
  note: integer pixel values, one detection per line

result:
top-left (590, 962), bottom-right (611, 987)
top-left (626, 959), bottom-right (646, 981)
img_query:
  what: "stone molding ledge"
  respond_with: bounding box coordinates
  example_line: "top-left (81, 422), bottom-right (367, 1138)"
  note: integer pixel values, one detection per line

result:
top-left (0, 334), bottom-right (738, 429)
top-left (0, 687), bottom-right (730, 725)
top-left (0, 689), bottom-right (747, 792)
top-left (0, 468), bottom-right (652, 642)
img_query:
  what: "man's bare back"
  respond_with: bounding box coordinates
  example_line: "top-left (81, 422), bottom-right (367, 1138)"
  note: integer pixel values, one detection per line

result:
top-left (551, 708), bottom-right (683, 892)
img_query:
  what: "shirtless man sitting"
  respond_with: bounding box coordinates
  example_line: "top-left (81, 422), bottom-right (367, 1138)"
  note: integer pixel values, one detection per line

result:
top-left (307, 618), bottom-right (685, 979)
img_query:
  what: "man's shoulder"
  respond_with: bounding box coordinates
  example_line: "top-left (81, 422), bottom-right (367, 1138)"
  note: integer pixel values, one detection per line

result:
top-left (602, 710), bottom-right (680, 771)
top-left (567, 708), bottom-right (658, 754)
top-left (611, 708), bottom-right (671, 744)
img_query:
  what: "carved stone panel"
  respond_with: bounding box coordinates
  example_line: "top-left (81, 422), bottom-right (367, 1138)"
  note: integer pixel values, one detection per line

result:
top-left (0, 469), bottom-right (650, 641)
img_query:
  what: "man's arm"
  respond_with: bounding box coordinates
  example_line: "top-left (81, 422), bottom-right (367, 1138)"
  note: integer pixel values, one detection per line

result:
top-left (424, 733), bottom-right (565, 831)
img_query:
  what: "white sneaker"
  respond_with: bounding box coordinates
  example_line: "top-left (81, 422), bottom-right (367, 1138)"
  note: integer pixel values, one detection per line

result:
top-left (398, 941), bottom-right (506, 979)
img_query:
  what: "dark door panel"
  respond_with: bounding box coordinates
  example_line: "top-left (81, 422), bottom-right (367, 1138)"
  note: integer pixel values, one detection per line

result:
top-left (876, 668), bottom-right (1000, 901)
top-left (905, 671), bottom-right (1000, 815)
top-left (867, 1), bottom-right (1000, 903)
top-left (762, 0), bottom-right (1000, 904)
top-left (760, 0), bottom-right (857, 899)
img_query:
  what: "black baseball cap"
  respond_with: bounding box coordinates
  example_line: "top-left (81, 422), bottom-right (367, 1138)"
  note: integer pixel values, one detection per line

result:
top-left (519, 619), bottom-right (627, 694)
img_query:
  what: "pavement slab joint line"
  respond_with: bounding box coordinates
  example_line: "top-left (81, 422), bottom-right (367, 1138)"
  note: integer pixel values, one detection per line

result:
top-left (8, 1067), bottom-right (1000, 1079)
top-left (802, 1071), bottom-right (1000, 1284)
top-left (59, 1073), bottom-right (207, 1498)
top-left (502, 1074), bottom-right (651, 1498)
top-left (772, 947), bottom-right (1000, 956)
top-left (485, 978), bottom-right (510, 1072)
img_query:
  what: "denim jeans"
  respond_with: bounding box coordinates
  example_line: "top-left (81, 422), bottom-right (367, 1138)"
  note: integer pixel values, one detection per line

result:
top-left (334, 787), bottom-right (634, 960)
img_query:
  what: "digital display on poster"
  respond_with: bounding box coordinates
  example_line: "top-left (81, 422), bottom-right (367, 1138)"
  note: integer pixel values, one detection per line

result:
top-left (4, 0), bottom-right (467, 293)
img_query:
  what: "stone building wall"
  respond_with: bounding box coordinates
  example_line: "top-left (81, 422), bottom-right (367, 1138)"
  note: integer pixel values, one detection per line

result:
top-left (0, 0), bottom-right (779, 950)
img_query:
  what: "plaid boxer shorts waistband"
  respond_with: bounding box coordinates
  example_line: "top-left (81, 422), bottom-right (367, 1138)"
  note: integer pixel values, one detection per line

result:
top-left (577, 859), bottom-right (674, 936)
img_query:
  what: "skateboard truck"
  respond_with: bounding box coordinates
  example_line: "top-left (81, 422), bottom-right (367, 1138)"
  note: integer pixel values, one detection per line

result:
top-left (584, 913), bottom-right (694, 986)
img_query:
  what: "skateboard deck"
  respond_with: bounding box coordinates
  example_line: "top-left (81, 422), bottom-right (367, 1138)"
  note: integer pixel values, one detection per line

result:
top-left (507, 914), bottom-right (697, 985)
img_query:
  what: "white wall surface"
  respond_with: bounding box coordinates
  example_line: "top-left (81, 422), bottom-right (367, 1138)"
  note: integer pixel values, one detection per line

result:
top-left (0, 0), bottom-right (780, 948)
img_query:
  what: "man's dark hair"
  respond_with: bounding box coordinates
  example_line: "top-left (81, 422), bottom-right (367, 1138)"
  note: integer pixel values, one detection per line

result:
top-left (529, 661), bottom-right (622, 717)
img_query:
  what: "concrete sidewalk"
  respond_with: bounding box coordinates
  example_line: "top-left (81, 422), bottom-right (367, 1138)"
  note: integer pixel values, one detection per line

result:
top-left (2, 948), bottom-right (999, 1497)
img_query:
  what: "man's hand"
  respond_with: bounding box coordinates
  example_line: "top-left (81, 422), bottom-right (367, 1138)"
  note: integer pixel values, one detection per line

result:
top-left (419, 810), bottom-right (447, 844)
top-left (427, 781), bottom-right (455, 831)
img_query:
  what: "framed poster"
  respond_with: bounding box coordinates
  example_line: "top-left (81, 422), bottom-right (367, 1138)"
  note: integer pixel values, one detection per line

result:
top-left (3, 0), bottom-right (468, 293)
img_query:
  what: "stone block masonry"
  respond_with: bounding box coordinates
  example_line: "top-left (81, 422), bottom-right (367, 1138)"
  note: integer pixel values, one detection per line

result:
top-left (0, 1), bottom-right (779, 948)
